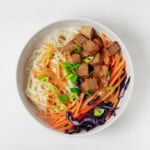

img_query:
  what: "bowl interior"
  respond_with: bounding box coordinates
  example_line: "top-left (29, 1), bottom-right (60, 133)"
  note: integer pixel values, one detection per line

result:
top-left (17, 19), bottom-right (134, 136)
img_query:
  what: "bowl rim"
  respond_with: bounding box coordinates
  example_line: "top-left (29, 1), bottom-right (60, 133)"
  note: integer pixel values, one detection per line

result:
top-left (16, 18), bottom-right (134, 137)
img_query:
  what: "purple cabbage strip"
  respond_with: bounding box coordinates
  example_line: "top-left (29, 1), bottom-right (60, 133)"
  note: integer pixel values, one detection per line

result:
top-left (119, 77), bottom-right (131, 98)
top-left (66, 111), bottom-right (98, 127)
top-left (65, 108), bottom-right (108, 134)
top-left (65, 77), bottom-right (131, 134)
top-left (100, 101), bottom-right (119, 117)
top-left (66, 111), bottom-right (80, 126)
top-left (80, 117), bottom-right (98, 126)
top-left (99, 101), bottom-right (112, 108)
top-left (102, 105), bottom-right (119, 111)
top-left (65, 126), bottom-right (81, 134)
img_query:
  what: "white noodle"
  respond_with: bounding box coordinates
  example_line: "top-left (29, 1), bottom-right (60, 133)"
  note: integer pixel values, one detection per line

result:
top-left (25, 27), bottom-right (79, 112)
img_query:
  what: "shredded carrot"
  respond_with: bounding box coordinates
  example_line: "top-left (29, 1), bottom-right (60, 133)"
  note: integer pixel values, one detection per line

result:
top-left (52, 119), bottom-right (69, 128)
top-left (81, 91), bottom-right (98, 107)
top-left (100, 33), bottom-right (107, 48)
top-left (79, 71), bottom-right (127, 115)
top-left (59, 123), bottom-right (74, 132)
top-left (33, 37), bottom-right (128, 133)
top-left (105, 115), bottom-right (110, 121)
top-left (111, 60), bottom-right (125, 79)
top-left (106, 40), bottom-right (111, 46)
top-left (109, 69), bottom-right (124, 86)
top-left (114, 53), bottom-right (122, 68)
top-left (107, 92), bottom-right (118, 104)
top-left (41, 80), bottom-right (126, 132)
top-left (73, 93), bottom-right (85, 118)
top-left (111, 57), bottom-right (117, 66)
top-left (44, 116), bottom-right (52, 121)
top-left (49, 118), bottom-right (59, 126)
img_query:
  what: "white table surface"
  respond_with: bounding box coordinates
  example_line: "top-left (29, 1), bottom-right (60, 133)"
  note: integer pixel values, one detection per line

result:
top-left (0, 0), bottom-right (150, 149)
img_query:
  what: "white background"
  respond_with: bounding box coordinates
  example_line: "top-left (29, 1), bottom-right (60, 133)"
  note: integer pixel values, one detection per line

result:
top-left (0, 0), bottom-right (150, 149)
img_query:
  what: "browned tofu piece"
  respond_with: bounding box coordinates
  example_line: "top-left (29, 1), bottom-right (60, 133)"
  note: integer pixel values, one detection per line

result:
top-left (100, 65), bottom-right (108, 78)
top-left (100, 76), bottom-right (108, 87)
top-left (90, 53), bottom-right (103, 66)
top-left (80, 26), bottom-right (95, 39)
top-left (80, 50), bottom-right (94, 57)
top-left (80, 50), bottom-right (89, 58)
top-left (93, 37), bottom-right (103, 49)
top-left (93, 65), bottom-right (108, 78)
top-left (93, 65), bottom-right (101, 77)
top-left (82, 78), bottom-right (98, 92)
top-left (68, 54), bottom-right (81, 64)
top-left (107, 41), bottom-right (121, 55)
top-left (77, 63), bottom-right (89, 78)
top-left (102, 48), bottom-right (110, 65)
top-left (73, 34), bottom-right (88, 46)
top-left (63, 41), bottom-right (75, 54)
top-left (83, 40), bottom-right (100, 55)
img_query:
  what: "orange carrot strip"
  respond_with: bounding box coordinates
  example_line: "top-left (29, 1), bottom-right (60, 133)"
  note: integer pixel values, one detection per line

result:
top-left (105, 115), bottom-right (110, 121)
top-left (74, 93), bottom-right (85, 118)
top-left (81, 91), bottom-right (98, 107)
top-left (106, 40), bottom-right (111, 46)
top-left (52, 94), bottom-right (85, 129)
top-left (49, 118), bottom-right (59, 126)
top-left (80, 72), bottom-right (127, 115)
top-left (44, 100), bottom-right (79, 123)
top-left (52, 97), bottom-right (83, 128)
top-left (37, 110), bottom-right (63, 115)
top-left (45, 114), bottom-right (63, 120)
top-left (71, 106), bottom-right (78, 113)
top-left (111, 60), bottom-right (125, 79)
top-left (111, 57), bottom-right (117, 66)
top-left (67, 97), bottom-right (80, 110)
top-left (81, 90), bottom-right (116, 113)
top-left (52, 116), bottom-right (68, 126)
top-left (107, 92), bottom-right (118, 104)
top-left (100, 33), bottom-right (107, 48)
top-left (59, 123), bottom-right (74, 132)
top-left (114, 53), bottom-right (122, 68)
top-left (111, 52), bottom-right (121, 66)
top-left (109, 69), bottom-right (124, 86)
top-left (112, 95), bottom-right (120, 108)
top-left (106, 88), bottom-right (120, 121)
top-left (52, 119), bottom-right (69, 128)
top-left (44, 117), bottom-right (52, 121)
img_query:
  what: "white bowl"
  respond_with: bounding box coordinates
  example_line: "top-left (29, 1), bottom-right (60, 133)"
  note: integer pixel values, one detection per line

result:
top-left (16, 18), bottom-right (134, 136)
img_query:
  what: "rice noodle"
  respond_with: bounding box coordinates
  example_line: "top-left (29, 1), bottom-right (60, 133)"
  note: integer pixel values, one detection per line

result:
top-left (25, 27), bottom-right (79, 112)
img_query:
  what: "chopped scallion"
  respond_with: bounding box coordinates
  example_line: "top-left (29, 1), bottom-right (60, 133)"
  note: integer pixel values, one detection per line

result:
top-left (83, 56), bottom-right (94, 63)
top-left (84, 91), bottom-right (92, 96)
top-left (70, 73), bottom-right (78, 83)
top-left (38, 75), bottom-right (49, 82)
top-left (46, 52), bottom-right (52, 58)
top-left (49, 85), bottom-right (59, 92)
top-left (58, 95), bottom-right (69, 102)
top-left (94, 108), bottom-right (104, 117)
top-left (70, 88), bottom-right (80, 94)
top-left (106, 86), bottom-right (114, 91)
top-left (74, 45), bottom-right (82, 53)
top-left (89, 70), bottom-right (94, 76)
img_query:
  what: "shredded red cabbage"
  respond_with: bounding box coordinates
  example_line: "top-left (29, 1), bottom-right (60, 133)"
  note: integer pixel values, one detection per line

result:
top-left (65, 107), bottom-right (108, 134)
top-left (65, 126), bottom-right (81, 134)
top-left (119, 77), bottom-right (130, 98)
top-left (99, 101), bottom-right (119, 111)
top-left (65, 77), bottom-right (131, 134)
